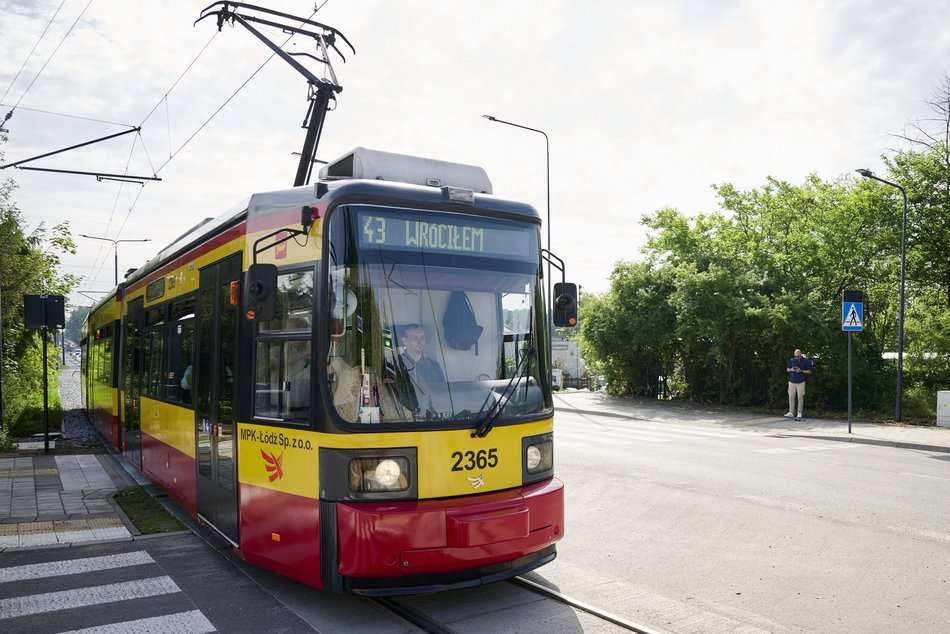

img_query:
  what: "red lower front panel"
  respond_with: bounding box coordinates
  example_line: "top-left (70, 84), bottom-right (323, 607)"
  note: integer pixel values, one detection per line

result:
top-left (336, 478), bottom-right (563, 579)
top-left (239, 483), bottom-right (322, 588)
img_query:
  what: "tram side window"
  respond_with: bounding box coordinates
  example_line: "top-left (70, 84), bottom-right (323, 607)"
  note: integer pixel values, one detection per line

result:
top-left (253, 269), bottom-right (313, 422)
top-left (144, 307), bottom-right (165, 398)
top-left (101, 326), bottom-right (113, 384)
top-left (260, 270), bottom-right (315, 333)
top-left (255, 336), bottom-right (311, 420)
top-left (97, 335), bottom-right (104, 383)
top-left (92, 335), bottom-right (101, 383)
top-left (165, 298), bottom-right (196, 406)
top-left (91, 336), bottom-right (98, 382)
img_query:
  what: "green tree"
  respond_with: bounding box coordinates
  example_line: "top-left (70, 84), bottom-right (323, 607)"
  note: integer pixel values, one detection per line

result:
top-left (584, 173), bottom-right (901, 413)
top-left (65, 306), bottom-right (91, 346)
top-left (1, 140), bottom-right (79, 433)
top-left (579, 262), bottom-right (676, 395)
top-left (580, 75), bottom-right (950, 419)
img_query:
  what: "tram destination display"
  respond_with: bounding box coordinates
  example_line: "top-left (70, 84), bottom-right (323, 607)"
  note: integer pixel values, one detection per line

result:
top-left (358, 208), bottom-right (534, 259)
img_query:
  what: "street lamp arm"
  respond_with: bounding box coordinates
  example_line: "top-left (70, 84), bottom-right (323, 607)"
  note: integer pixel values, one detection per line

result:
top-left (80, 234), bottom-right (153, 246)
top-left (856, 169), bottom-right (906, 195)
top-left (482, 115), bottom-right (548, 142)
top-left (79, 234), bottom-right (152, 287)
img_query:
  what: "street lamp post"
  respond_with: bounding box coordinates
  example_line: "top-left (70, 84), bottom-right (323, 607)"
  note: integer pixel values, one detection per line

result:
top-left (856, 168), bottom-right (908, 422)
top-left (482, 114), bottom-right (553, 347)
top-left (80, 234), bottom-right (152, 287)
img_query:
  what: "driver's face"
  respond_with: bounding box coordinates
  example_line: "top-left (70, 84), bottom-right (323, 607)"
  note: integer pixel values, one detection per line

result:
top-left (405, 328), bottom-right (426, 354)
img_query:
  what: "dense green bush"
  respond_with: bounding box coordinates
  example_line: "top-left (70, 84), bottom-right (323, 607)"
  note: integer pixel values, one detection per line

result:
top-left (580, 111), bottom-right (950, 422)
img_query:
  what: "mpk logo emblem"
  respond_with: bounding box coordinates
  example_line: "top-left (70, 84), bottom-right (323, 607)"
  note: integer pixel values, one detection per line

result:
top-left (274, 231), bottom-right (288, 260)
top-left (466, 473), bottom-right (485, 490)
top-left (261, 449), bottom-right (284, 482)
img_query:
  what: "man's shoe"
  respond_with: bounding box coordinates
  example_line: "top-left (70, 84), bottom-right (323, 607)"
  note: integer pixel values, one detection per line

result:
top-left (795, 414), bottom-right (803, 421)
top-left (784, 412), bottom-right (794, 418)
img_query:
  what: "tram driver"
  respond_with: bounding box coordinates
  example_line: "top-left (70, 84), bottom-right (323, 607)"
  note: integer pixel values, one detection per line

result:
top-left (395, 323), bottom-right (449, 418)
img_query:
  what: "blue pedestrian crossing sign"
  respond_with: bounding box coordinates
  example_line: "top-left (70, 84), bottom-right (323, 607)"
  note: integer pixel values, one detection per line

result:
top-left (842, 290), bottom-right (864, 332)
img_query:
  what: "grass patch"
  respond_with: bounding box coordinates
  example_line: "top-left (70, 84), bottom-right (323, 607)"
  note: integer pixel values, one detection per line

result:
top-left (113, 487), bottom-right (186, 534)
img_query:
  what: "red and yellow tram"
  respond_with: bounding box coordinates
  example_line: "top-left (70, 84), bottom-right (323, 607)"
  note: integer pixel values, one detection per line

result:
top-left (81, 147), bottom-right (573, 594)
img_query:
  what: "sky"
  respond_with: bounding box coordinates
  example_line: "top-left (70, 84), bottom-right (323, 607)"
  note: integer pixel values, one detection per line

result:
top-left (2, 0), bottom-right (949, 312)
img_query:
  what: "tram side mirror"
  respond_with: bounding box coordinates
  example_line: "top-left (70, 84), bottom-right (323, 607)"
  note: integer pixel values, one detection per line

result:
top-left (244, 263), bottom-right (278, 321)
top-left (553, 282), bottom-right (578, 327)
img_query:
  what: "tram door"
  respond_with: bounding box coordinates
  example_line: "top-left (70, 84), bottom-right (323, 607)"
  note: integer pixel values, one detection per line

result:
top-left (122, 297), bottom-right (145, 465)
top-left (195, 254), bottom-right (241, 543)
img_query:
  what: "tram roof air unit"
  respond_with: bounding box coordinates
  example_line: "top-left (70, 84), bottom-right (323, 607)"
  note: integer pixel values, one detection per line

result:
top-left (318, 147), bottom-right (493, 194)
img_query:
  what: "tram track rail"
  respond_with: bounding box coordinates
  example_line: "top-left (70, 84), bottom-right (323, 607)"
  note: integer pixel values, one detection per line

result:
top-left (371, 596), bottom-right (450, 633)
top-left (369, 576), bottom-right (668, 634)
top-left (510, 575), bottom-right (667, 634)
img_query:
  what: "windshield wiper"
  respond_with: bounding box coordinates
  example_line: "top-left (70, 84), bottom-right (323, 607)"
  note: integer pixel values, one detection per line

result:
top-left (472, 341), bottom-right (535, 438)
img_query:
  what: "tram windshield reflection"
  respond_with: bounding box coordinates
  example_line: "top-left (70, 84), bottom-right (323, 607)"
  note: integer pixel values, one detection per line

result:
top-left (326, 205), bottom-right (551, 426)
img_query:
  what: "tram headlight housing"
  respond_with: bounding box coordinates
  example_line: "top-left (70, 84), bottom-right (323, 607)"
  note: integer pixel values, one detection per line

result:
top-left (320, 448), bottom-right (417, 501)
top-left (349, 456), bottom-right (410, 493)
top-left (523, 433), bottom-right (554, 484)
top-left (321, 448), bottom-right (417, 501)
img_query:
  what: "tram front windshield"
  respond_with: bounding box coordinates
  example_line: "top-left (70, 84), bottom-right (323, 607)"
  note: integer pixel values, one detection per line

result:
top-left (326, 204), bottom-right (551, 427)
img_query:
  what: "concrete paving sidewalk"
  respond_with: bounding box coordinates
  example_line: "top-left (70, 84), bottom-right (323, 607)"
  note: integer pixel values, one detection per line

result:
top-left (0, 453), bottom-right (140, 550)
top-left (553, 389), bottom-right (950, 453)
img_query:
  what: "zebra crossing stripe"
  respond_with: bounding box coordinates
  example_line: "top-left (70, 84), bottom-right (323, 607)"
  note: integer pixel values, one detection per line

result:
top-left (756, 444), bottom-right (857, 454)
top-left (0, 552), bottom-right (155, 583)
top-left (559, 424), bottom-right (736, 444)
top-left (0, 576), bottom-right (180, 619)
top-left (557, 429), bottom-right (669, 443)
top-left (615, 425), bottom-right (735, 440)
top-left (59, 610), bottom-right (216, 634)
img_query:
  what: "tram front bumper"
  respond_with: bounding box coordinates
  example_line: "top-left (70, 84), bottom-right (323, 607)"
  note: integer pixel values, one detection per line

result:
top-left (335, 477), bottom-right (563, 584)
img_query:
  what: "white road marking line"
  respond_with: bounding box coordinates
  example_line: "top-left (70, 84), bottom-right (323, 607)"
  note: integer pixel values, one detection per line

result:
top-left (0, 576), bottom-right (180, 619)
top-left (756, 444), bottom-right (857, 454)
top-left (641, 425), bottom-right (737, 438)
top-left (888, 525), bottom-right (950, 543)
top-left (557, 430), bottom-right (670, 443)
top-left (735, 493), bottom-right (818, 513)
top-left (0, 552), bottom-right (154, 583)
top-left (60, 610), bottom-right (216, 634)
top-left (565, 416), bottom-right (737, 438)
top-left (561, 425), bottom-right (736, 444)
top-left (899, 472), bottom-right (949, 482)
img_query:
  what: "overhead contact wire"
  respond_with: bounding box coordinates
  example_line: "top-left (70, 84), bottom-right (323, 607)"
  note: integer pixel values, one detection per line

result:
top-left (151, 13), bottom-right (318, 176)
top-left (0, 0), bottom-right (68, 105)
top-left (9, 0), bottom-right (95, 110)
top-left (107, 7), bottom-right (323, 277)
top-left (137, 31), bottom-right (219, 128)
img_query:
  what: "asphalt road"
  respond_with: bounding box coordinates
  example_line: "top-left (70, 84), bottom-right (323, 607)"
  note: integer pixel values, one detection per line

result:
top-left (6, 385), bottom-right (948, 633)
top-left (532, 409), bottom-right (950, 633)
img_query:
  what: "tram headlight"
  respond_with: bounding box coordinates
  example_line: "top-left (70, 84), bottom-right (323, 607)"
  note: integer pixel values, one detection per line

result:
top-left (523, 434), bottom-right (553, 478)
top-left (526, 445), bottom-right (543, 471)
top-left (348, 456), bottom-right (410, 493)
top-left (374, 459), bottom-right (402, 487)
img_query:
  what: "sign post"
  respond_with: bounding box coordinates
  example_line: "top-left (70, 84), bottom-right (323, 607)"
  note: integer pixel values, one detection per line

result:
top-left (24, 294), bottom-right (66, 453)
top-left (842, 290), bottom-right (864, 434)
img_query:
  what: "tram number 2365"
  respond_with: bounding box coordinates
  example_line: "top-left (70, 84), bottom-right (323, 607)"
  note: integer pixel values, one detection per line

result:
top-left (451, 448), bottom-right (498, 472)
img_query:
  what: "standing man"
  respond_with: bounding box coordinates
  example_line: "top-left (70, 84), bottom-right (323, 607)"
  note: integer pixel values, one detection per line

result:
top-left (785, 348), bottom-right (812, 421)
